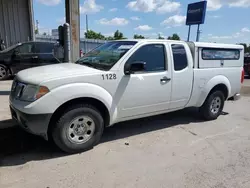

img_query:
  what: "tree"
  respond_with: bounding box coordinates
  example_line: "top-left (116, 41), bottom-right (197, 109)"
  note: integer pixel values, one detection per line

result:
top-left (105, 36), bottom-right (114, 40)
top-left (167, 33), bottom-right (180, 40)
top-left (158, 34), bottom-right (164, 39)
top-left (35, 29), bottom-right (39, 35)
top-left (114, 30), bottom-right (124, 40)
top-left (134, 34), bottom-right (145, 39)
top-left (85, 30), bottom-right (105, 40)
top-left (239, 43), bottom-right (250, 53)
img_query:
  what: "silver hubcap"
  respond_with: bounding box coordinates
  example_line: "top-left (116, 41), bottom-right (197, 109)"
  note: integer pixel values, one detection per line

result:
top-left (67, 116), bottom-right (95, 144)
top-left (0, 66), bottom-right (6, 78)
top-left (210, 97), bottom-right (221, 114)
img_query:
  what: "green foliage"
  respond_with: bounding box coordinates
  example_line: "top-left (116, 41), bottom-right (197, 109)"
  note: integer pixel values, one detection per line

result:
top-left (105, 36), bottom-right (115, 40)
top-left (85, 30), bottom-right (105, 40)
top-left (114, 30), bottom-right (124, 40)
top-left (167, 33), bottom-right (180, 40)
top-left (134, 34), bottom-right (145, 39)
top-left (158, 34), bottom-right (164, 39)
top-left (84, 29), bottom-right (126, 40)
top-left (239, 43), bottom-right (250, 53)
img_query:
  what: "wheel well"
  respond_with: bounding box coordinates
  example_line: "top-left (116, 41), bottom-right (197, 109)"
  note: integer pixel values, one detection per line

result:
top-left (208, 84), bottom-right (229, 100)
top-left (0, 63), bottom-right (12, 75)
top-left (47, 97), bottom-right (110, 138)
top-left (8, 67), bottom-right (13, 75)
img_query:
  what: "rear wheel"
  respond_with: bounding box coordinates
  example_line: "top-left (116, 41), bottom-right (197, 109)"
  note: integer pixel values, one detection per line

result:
top-left (200, 91), bottom-right (225, 120)
top-left (0, 64), bottom-right (9, 80)
top-left (52, 104), bottom-right (104, 153)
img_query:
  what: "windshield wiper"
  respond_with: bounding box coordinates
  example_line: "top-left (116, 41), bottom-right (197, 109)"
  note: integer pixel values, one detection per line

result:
top-left (79, 61), bottom-right (107, 70)
top-left (82, 62), bottom-right (95, 67)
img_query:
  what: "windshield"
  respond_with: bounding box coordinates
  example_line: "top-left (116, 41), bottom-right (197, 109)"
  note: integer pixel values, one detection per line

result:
top-left (76, 41), bottom-right (137, 70)
top-left (0, 44), bottom-right (19, 53)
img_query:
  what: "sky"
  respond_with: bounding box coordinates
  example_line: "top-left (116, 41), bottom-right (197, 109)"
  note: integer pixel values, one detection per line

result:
top-left (33, 0), bottom-right (250, 44)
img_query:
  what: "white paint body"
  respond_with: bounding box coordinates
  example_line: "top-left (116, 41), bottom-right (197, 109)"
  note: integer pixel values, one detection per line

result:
top-left (11, 40), bottom-right (244, 126)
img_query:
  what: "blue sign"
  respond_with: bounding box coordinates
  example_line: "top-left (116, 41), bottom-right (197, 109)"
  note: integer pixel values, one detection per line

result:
top-left (186, 1), bottom-right (207, 25)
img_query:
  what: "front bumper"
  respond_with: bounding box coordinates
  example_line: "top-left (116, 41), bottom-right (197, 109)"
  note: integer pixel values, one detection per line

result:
top-left (10, 105), bottom-right (52, 140)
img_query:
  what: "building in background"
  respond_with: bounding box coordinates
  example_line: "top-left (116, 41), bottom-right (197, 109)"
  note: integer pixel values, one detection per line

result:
top-left (52, 29), bottom-right (59, 37)
top-left (0, 0), bottom-right (34, 47)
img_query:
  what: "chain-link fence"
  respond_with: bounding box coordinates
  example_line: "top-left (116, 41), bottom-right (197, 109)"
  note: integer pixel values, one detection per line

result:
top-left (35, 35), bottom-right (107, 54)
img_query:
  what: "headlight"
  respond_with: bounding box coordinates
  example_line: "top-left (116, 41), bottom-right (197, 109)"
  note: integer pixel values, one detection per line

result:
top-left (19, 85), bottom-right (50, 102)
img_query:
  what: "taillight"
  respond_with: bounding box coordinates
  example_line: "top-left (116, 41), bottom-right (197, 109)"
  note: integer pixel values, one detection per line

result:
top-left (241, 68), bottom-right (244, 83)
top-left (80, 49), bottom-right (83, 57)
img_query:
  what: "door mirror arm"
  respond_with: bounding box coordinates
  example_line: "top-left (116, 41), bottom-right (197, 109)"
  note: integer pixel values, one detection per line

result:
top-left (124, 64), bottom-right (132, 75)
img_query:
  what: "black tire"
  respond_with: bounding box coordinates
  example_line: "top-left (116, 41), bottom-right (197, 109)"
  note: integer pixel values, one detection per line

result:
top-left (52, 104), bottom-right (104, 153)
top-left (0, 64), bottom-right (9, 80)
top-left (200, 90), bottom-right (225, 121)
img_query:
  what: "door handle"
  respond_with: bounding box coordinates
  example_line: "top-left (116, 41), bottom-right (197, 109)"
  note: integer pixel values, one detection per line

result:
top-left (32, 56), bottom-right (38, 59)
top-left (160, 76), bottom-right (171, 82)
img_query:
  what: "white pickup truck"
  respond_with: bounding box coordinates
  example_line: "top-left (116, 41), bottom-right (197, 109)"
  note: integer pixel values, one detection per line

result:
top-left (9, 40), bottom-right (244, 153)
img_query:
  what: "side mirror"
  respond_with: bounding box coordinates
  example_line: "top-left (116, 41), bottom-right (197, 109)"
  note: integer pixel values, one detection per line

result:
top-left (124, 61), bottom-right (146, 75)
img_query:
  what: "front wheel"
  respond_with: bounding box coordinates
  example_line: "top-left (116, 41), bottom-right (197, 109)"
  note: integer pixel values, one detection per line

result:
top-left (0, 64), bottom-right (9, 80)
top-left (200, 91), bottom-right (225, 121)
top-left (52, 104), bottom-right (104, 153)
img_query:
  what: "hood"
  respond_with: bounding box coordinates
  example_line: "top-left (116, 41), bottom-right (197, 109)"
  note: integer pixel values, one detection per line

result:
top-left (16, 63), bottom-right (103, 85)
top-left (0, 51), bottom-right (9, 60)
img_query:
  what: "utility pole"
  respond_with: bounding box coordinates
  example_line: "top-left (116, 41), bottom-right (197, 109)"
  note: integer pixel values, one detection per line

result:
top-left (36, 20), bottom-right (39, 35)
top-left (65, 0), bottom-right (80, 62)
top-left (86, 15), bottom-right (89, 32)
top-left (85, 14), bottom-right (88, 53)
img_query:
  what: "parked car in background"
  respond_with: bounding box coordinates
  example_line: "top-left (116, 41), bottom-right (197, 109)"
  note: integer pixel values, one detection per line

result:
top-left (244, 56), bottom-right (250, 76)
top-left (0, 41), bottom-right (63, 80)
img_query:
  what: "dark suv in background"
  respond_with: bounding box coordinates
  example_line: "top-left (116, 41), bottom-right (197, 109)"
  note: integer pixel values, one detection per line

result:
top-left (244, 56), bottom-right (250, 77)
top-left (0, 41), bottom-right (63, 80)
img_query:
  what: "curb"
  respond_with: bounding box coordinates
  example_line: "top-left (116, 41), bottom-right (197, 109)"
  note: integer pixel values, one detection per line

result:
top-left (241, 85), bottom-right (250, 96)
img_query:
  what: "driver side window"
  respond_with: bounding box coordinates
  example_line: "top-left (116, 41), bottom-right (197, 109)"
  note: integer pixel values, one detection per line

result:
top-left (15, 44), bottom-right (34, 54)
top-left (126, 44), bottom-right (166, 72)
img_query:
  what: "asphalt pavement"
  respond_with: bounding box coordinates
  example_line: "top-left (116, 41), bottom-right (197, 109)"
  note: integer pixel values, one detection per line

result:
top-left (0, 78), bottom-right (250, 188)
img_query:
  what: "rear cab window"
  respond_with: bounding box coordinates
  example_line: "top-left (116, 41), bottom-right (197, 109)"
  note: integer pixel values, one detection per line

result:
top-left (171, 44), bottom-right (188, 71)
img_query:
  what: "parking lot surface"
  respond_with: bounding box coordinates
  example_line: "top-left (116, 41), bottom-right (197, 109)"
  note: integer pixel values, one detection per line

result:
top-left (1, 79), bottom-right (250, 188)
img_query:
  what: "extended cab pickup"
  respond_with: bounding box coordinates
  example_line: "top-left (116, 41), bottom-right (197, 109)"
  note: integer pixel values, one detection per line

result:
top-left (9, 40), bottom-right (244, 153)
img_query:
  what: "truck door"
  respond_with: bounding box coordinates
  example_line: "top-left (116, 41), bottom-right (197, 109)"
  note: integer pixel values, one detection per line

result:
top-left (169, 43), bottom-right (193, 109)
top-left (117, 42), bottom-right (172, 119)
top-left (35, 43), bottom-right (60, 67)
top-left (11, 43), bottom-right (36, 72)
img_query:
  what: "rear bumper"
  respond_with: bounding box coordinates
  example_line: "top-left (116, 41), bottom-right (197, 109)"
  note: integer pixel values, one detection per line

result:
top-left (228, 93), bottom-right (241, 101)
top-left (10, 105), bottom-right (52, 140)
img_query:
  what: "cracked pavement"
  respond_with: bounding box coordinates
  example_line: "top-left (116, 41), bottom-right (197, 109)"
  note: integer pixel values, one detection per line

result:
top-left (0, 79), bottom-right (250, 188)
